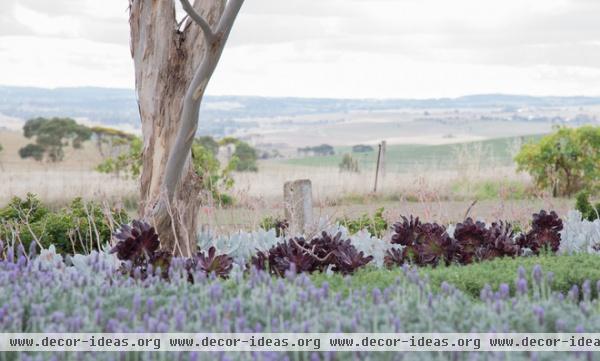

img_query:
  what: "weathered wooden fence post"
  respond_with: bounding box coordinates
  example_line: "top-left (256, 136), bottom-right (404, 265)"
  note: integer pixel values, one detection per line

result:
top-left (284, 179), bottom-right (313, 236)
top-left (373, 140), bottom-right (386, 193)
top-left (380, 140), bottom-right (386, 178)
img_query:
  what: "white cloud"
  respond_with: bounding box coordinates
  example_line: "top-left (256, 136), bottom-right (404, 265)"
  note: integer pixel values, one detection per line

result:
top-left (0, 0), bottom-right (599, 98)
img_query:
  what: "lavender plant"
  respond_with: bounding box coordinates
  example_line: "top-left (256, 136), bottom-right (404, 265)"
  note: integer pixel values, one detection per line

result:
top-left (2, 244), bottom-right (600, 361)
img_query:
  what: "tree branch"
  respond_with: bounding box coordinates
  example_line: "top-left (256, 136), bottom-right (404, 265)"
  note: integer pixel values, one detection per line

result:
top-left (216, 0), bottom-right (244, 36)
top-left (162, 0), bottom-right (244, 203)
top-left (179, 0), bottom-right (215, 42)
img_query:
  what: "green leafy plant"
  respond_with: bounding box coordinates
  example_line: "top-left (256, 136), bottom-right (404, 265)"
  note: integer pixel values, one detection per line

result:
top-left (19, 117), bottom-right (92, 162)
top-left (96, 136), bottom-right (142, 179)
top-left (191, 139), bottom-right (236, 206)
top-left (514, 126), bottom-right (600, 196)
top-left (259, 216), bottom-right (289, 237)
top-left (337, 207), bottom-right (388, 238)
top-left (575, 191), bottom-right (600, 221)
top-left (232, 141), bottom-right (258, 172)
top-left (0, 194), bottom-right (129, 255)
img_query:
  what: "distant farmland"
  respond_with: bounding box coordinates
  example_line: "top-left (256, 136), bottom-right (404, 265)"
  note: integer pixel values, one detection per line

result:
top-left (284, 134), bottom-right (544, 172)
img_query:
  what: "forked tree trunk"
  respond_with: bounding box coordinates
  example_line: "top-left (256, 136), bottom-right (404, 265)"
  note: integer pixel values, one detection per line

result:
top-left (129, 0), bottom-right (241, 256)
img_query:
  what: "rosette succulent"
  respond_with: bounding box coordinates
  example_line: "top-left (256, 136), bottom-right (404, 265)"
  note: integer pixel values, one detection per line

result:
top-left (517, 210), bottom-right (563, 254)
top-left (454, 218), bottom-right (519, 264)
top-left (391, 216), bottom-right (455, 266)
top-left (330, 239), bottom-right (373, 275)
top-left (481, 221), bottom-right (520, 260)
top-left (267, 238), bottom-right (320, 276)
top-left (187, 246), bottom-right (234, 279)
top-left (454, 217), bottom-right (487, 264)
top-left (110, 220), bottom-right (171, 279)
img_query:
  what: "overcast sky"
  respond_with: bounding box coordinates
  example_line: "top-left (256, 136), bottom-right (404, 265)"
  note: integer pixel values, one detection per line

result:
top-left (1, 0), bottom-right (599, 98)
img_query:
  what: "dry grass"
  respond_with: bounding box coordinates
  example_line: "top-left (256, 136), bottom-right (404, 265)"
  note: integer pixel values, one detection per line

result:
top-left (0, 169), bottom-right (138, 207)
top-left (231, 161), bottom-right (534, 203)
top-left (0, 129), bottom-right (574, 236)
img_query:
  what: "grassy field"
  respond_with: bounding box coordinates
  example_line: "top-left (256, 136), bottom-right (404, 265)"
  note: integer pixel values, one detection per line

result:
top-left (284, 134), bottom-right (543, 172)
top-left (1, 129), bottom-right (572, 236)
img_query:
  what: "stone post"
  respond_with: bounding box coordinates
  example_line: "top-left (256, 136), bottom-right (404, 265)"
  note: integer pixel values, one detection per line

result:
top-left (284, 179), bottom-right (313, 236)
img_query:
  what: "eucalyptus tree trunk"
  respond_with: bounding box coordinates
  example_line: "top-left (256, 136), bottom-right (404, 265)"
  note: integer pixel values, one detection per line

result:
top-left (129, 0), bottom-right (243, 256)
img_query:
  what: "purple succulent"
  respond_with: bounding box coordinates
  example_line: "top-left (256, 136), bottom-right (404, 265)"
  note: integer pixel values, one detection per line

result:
top-left (516, 210), bottom-right (563, 254)
top-left (188, 247), bottom-right (233, 279)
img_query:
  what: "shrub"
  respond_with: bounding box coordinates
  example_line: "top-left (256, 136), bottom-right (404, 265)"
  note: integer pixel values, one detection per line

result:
top-left (338, 153), bottom-right (359, 172)
top-left (337, 207), bottom-right (388, 238)
top-left (7, 247), bottom-right (600, 361)
top-left (313, 253), bottom-right (600, 300)
top-left (191, 140), bottom-right (236, 206)
top-left (96, 136), bottom-right (142, 179)
top-left (575, 191), bottom-right (600, 221)
top-left (514, 126), bottom-right (600, 196)
top-left (0, 194), bottom-right (129, 255)
top-left (232, 141), bottom-right (258, 172)
top-left (259, 215), bottom-right (289, 237)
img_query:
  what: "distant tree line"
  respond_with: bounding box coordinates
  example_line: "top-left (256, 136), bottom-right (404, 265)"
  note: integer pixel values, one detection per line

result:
top-left (352, 144), bottom-right (374, 153)
top-left (297, 144), bottom-right (335, 156)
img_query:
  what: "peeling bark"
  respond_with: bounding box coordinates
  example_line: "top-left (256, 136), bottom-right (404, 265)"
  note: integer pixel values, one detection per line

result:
top-left (129, 0), bottom-right (242, 256)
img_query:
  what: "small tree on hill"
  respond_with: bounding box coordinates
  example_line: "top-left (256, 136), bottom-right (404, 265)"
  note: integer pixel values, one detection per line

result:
top-left (19, 117), bottom-right (91, 162)
top-left (339, 153), bottom-right (359, 173)
top-left (232, 141), bottom-right (258, 172)
top-left (90, 126), bottom-right (135, 158)
top-left (515, 126), bottom-right (600, 197)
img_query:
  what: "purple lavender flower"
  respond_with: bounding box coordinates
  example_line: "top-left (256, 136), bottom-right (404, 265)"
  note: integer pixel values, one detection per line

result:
top-left (532, 265), bottom-right (542, 285)
top-left (175, 310), bottom-right (185, 330)
top-left (290, 302), bottom-right (298, 318)
top-left (569, 285), bottom-right (579, 303)
top-left (209, 283), bottom-right (222, 300)
top-left (146, 298), bottom-right (154, 314)
top-left (499, 283), bottom-right (510, 299)
top-left (321, 282), bottom-right (329, 299)
top-left (277, 279), bottom-right (286, 295)
top-left (532, 305), bottom-right (544, 325)
top-left (518, 266), bottom-right (526, 279)
top-left (372, 288), bottom-right (382, 305)
top-left (480, 284), bottom-right (493, 302)
top-left (6, 246), bottom-right (14, 263)
top-left (583, 280), bottom-right (591, 301)
top-left (516, 278), bottom-right (528, 295)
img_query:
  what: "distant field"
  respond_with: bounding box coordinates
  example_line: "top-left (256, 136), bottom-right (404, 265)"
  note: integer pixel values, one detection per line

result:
top-left (283, 134), bottom-right (544, 172)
